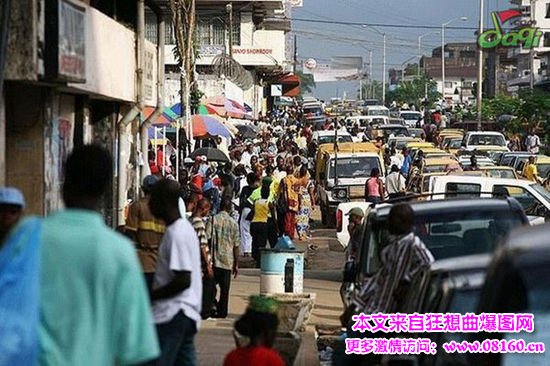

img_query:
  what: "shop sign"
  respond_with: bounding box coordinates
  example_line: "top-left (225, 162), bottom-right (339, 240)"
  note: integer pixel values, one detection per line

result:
top-left (478, 9), bottom-right (542, 49)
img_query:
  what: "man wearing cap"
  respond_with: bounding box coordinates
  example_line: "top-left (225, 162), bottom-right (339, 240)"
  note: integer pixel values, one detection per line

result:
top-left (0, 187), bottom-right (25, 245)
top-left (126, 175), bottom-right (166, 289)
top-left (346, 207), bottom-right (364, 261)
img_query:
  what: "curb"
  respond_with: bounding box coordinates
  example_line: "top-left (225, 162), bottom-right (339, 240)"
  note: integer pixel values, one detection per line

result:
top-left (293, 325), bottom-right (320, 366)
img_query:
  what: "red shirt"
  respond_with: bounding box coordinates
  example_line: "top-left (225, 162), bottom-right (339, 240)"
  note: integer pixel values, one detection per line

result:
top-left (223, 346), bottom-right (285, 366)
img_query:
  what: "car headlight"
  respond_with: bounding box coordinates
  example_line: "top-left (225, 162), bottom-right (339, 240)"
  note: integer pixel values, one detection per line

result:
top-left (332, 187), bottom-right (348, 200)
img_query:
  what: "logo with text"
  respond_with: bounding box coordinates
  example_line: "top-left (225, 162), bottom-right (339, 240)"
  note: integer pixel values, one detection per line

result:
top-left (478, 9), bottom-right (542, 49)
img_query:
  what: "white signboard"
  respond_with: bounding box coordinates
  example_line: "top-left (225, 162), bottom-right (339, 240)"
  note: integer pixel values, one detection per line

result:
top-left (271, 84), bottom-right (283, 97)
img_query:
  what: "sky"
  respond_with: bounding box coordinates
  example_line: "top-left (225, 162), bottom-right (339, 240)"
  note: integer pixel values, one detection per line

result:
top-left (292, 0), bottom-right (509, 101)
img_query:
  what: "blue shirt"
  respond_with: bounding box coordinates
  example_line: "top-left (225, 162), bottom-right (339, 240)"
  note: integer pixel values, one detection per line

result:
top-left (401, 155), bottom-right (412, 176)
top-left (39, 209), bottom-right (159, 365)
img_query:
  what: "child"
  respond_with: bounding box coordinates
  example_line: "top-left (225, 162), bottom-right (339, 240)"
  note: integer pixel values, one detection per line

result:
top-left (223, 296), bottom-right (284, 366)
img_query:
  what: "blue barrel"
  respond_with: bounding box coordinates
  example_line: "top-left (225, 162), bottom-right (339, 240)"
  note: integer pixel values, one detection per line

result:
top-left (260, 249), bottom-right (304, 294)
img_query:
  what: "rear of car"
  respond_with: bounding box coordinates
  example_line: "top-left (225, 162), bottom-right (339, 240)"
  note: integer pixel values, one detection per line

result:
top-left (399, 111), bottom-right (422, 127)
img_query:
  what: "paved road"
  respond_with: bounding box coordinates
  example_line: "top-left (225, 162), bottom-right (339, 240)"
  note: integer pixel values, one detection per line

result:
top-left (196, 213), bottom-right (345, 365)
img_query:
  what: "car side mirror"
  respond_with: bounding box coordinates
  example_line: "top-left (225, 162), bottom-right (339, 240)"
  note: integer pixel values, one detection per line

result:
top-left (343, 260), bottom-right (356, 282)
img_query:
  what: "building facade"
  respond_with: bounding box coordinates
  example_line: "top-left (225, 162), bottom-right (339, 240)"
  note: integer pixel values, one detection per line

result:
top-left (421, 42), bottom-right (478, 105)
top-left (1, 0), bottom-right (163, 226)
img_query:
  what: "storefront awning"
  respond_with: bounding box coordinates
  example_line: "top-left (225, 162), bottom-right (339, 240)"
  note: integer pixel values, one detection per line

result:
top-left (279, 73), bottom-right (300, 97)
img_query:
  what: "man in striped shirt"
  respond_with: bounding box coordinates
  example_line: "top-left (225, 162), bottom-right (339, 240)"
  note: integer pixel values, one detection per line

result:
top-left (350, 203), bottom-right (434, 315)
top-left (191, 198), bottom-right (214, 319)
top-left (126, 175), bottom-right (166, 289)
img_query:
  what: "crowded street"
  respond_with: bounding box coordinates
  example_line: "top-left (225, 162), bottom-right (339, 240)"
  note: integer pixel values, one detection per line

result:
top-left (1, 0), bottom-right (550, 366)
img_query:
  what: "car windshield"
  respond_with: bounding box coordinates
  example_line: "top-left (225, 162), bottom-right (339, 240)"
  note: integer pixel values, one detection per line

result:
top-left (382, 127), bottom-right (410, 137)
top-left (531, 183), bottom-right (550, 203)
top-left (467, 134), bottom-right (506, 146)
top-left (448, 140), bottom-right (462, 148)
top-left (328, 157), bottom-right (381, 178)
top-left (367, 109), bottom-right (389, 116)
top-left (303, 106), bottom-right (323, 116)
top-left (363, 209), bottom-right (524, 275)
top-left (484, 169), bottom-right (516, 179)
top-left (424, 165), bottom-right (446, 173)
top-left (538, 163), bottom-right (550, 177)
top-left (401, 113), bottom-right (421, 120)
top-left (409, 129), bottom-right (423, 138)
top-left (318, 135), bottom-right (353, 144)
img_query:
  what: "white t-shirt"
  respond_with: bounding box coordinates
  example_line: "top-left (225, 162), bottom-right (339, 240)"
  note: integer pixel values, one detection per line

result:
top-left (152, 218), bottom-right (202, 327)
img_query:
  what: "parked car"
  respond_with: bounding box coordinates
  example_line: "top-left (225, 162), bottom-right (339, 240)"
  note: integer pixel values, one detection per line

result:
top-left (471, 223), bottom-right (550, 366)
top-left (462, 131), bottom-right (508, 151)
top-left (312, 130), bottom-right (353, 145)
top-left (429, 175), bottom-right (550, 223)
top-left (497, 151), bottom-right (533, 166)
top-left (351, 198), bottom-right (528, 288)
top-left (399, 111), bottom-right (423, 127)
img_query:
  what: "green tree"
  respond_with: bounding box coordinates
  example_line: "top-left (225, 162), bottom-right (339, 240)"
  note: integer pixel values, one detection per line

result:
top-left (386, 76), bottom-right (440, 107)
top-left (295, 70), bottom-right (315, 97)
top-left (360, 80), bottom-right (384, 101)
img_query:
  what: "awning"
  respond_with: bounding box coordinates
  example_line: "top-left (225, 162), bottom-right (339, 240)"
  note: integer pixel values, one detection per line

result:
top-left (278, 73), bottom-right (300, 97)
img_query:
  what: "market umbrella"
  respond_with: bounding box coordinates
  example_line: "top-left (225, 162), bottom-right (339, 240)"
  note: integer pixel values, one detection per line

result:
top-left (235, 124), bottom-right (258, 140)
top-left (143, 106), bottom-right (178, 126)
top-left (190, 147), bottom-right (230, 163)
top-left (147, 127), bottom-right (167, 145)
top-left (191, 114), bottom-right (233, 138)
top-left (203, 96), bottom-right (252, 119)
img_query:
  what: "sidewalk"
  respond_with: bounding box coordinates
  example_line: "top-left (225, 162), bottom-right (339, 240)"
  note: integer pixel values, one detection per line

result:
top-left (196, 216), bottom-right (345, 365)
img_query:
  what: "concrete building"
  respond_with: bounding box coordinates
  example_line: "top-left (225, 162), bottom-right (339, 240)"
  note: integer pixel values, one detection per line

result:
top-left (507, 0), bottom-right (550, 92)
top-left (420, 42), bottom-right (478, 105)
top-left (1, 0), bottom-right (164, 226)
top-left (146, 0), bottom-right (293, 117)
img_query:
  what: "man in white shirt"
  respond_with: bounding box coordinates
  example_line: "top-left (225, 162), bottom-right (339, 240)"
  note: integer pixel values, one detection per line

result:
top-left (240, 142), bottom-right (256, 169)
top-left (147, 179), bottom-right (202, 366)
top-left (525, 130), bottom-right (541, 154)
top-left (386, 164), bottom-right (406, 199)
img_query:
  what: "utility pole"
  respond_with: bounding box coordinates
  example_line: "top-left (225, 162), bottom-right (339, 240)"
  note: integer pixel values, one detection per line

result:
top-left (369, 50), bottom-right (373, 99)
top-left (293, 34), bottom-right (297, 73)
top-left (529, 0), bottom-right (535, 90)
top-left (382, 33), bottom-right (387, 105)
top-left (227, 3), bottom-right (233, 57)
top-left (477, 0), bottom-right (484, 130)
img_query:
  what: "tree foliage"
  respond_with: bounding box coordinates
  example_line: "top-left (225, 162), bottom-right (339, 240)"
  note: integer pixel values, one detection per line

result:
top-left (385, 76), bottom-right (441, 107)
top-left (295, 70), bottom-right (315, 97)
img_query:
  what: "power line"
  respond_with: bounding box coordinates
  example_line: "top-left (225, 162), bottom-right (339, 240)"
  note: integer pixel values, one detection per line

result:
top-left (291, 17), bottom-right (477, 30)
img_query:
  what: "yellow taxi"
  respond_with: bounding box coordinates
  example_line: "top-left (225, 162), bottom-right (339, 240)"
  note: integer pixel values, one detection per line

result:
top-left (479, 165), bottom-right (519, 179)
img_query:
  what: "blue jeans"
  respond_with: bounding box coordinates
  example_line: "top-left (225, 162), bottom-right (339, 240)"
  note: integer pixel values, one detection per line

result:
top-left (147, 311), bottom-right (197, 366)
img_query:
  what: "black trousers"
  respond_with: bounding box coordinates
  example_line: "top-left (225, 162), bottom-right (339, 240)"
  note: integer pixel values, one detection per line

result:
top-left (267, 217), bottom-right (278, 248)
top-left (251, 222), bottom-right (268, 268)
top-left (201, 275), bottom-right (216, 319)
top-left (213, 267), bottom-right (232, 318)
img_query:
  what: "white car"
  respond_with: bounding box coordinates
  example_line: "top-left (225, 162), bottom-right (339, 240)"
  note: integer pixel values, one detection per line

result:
top-left (399, 111), bottom-right (423, 127)
top-left (462, 131), bottom-right (508, 151)
top-left (429, 175), bottom-right (550, 225)
top-left (312, 130), bottom-right (353, 145)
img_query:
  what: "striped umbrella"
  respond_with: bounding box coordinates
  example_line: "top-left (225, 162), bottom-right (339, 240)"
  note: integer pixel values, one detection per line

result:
top-left (203, 96), bottom-right (252, 119)
top-left (143, 106), bottom-right (178, 126)
top-left (191, 115), bottom-right (233, 138)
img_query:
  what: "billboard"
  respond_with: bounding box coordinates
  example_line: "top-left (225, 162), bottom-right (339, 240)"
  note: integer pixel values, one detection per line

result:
top-left (302, 56), bottom-right (363, 83)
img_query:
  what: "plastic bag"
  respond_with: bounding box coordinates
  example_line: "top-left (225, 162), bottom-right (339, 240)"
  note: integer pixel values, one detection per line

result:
top-left (275, 235), bottom-right (295, 250)
top-left (0, 217), bottom-right (42, 366)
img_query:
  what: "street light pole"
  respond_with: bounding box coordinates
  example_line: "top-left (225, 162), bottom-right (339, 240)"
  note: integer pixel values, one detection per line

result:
top-left (477, 0), bottom-right (484, 129)
top-left (382, 33), bottom-right (387, 105)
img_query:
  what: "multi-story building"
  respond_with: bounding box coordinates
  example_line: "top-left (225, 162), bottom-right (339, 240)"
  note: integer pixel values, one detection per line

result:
top-left (507, 0), bottom-right (550, 92)
top-left (146, 0), bottom-right (293, 117)
top-left (1, 0), bottom-right (165, 226)
top-left (420, 42), bottom-right (478, 105)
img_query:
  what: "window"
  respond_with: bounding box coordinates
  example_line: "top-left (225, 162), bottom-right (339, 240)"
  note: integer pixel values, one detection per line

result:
top-left (546, 3), bottom-right (550, 18)
top-left (145, 10), bottom-right (157, 44)
top-left (445, 81), bottom-right (453, 89)
top-left (197, 13), bottom-right (241, 47)
top-left (545, 32), bottom-right (550, 48)
top-left (492, 185), bottom-right (542, 216)
top-left (445, 183), bottom-right (481, 199)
